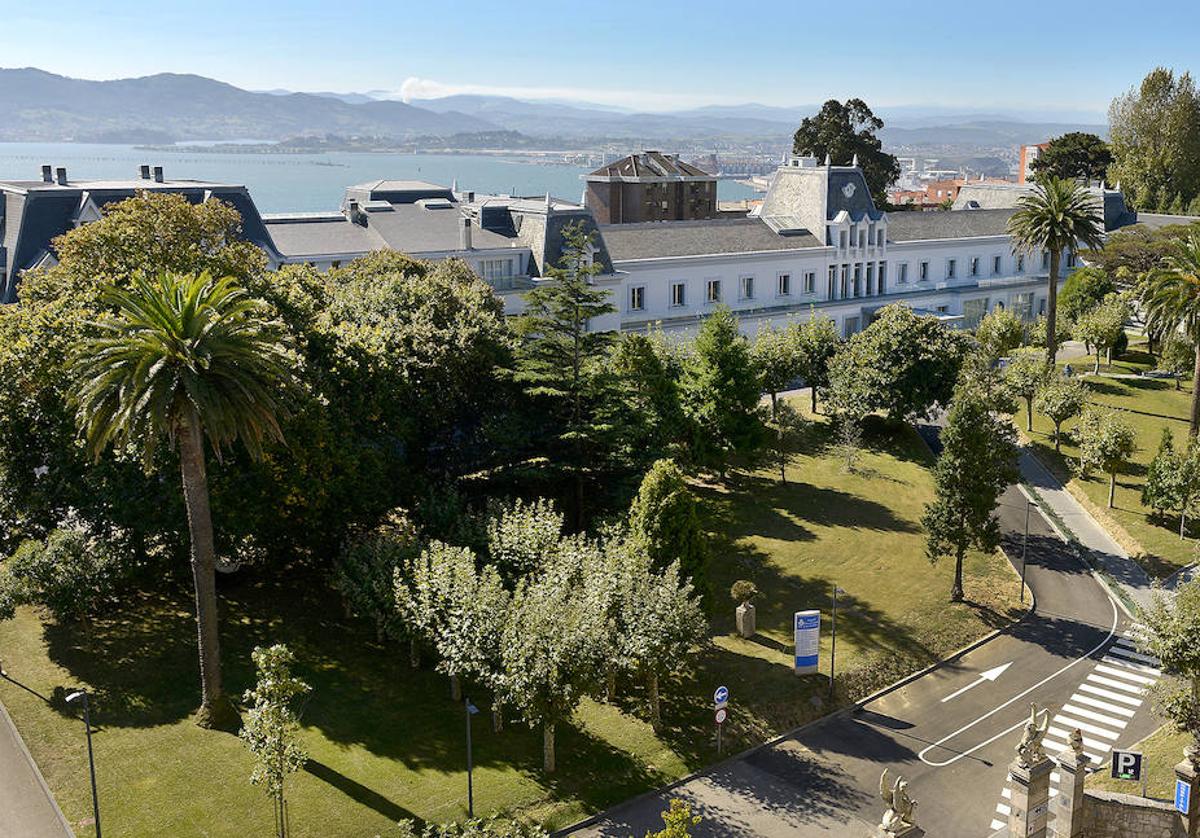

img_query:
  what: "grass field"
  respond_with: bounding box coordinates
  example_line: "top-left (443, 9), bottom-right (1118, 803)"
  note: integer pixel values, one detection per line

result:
top-left (0, 410), bottom-right (1023, 837)
top-left (1088, 724), bottom-right (1188, 800)
top-left (1022, 344), bottom-right (1198, 578)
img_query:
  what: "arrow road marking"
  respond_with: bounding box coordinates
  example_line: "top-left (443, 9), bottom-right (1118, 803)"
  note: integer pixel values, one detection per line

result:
top-left (941, 662), bottom-right (1013, 702)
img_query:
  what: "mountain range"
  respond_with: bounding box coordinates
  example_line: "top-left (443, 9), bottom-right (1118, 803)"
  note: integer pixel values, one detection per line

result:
top-left (0, 67), bottom-right (1106, 148)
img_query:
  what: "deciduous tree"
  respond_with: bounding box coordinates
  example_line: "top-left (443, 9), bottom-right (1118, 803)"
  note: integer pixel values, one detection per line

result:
top-left (628, 459), bottom-right (708, 592)
top-left (1073, 294), bottom-right (1129, 372)
top-left (1035, 377), bottom-right (1088, 453)
top-left (792, 98), bottom-right (901, 206)
top-left (752, 323), bottom-right (803, 415)
top-left (1139, 578), bottom-right (1200, 752)
top-left (1076, 408), bottom-right (1137, 507)
top-left (1029, 132), bottom-right (1113, 184)
top-left (795, 313), bottom-right (840, 414)
top-left (975, 305), bottom-right (1025, 359)
top-left (1109, 68), bottom-right (1200, 212)
top-left (1142, 232), bottom-right (1200, 435)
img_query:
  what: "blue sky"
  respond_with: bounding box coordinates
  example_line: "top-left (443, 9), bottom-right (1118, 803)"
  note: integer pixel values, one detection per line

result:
top-left (3, 0), bottom-right (1197, 118)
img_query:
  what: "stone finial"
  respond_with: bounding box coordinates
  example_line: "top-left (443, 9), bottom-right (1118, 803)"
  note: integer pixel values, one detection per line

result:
top-left (1016, 702), bottom-right (1051, 768)
top-left (852, 153), bottom-right (859, 167)
top-left (1069, 728), bottom-right (1084, 758)
top-left (824, 153), bottom-right (831, 167)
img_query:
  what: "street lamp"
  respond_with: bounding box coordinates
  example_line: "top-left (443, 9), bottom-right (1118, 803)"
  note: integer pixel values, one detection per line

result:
top-left (1022, 498), bottom-right (1039, 604)
top-left (829, 584), bottom-right (846, 700)
top-left (66, 690), bottom-right (101, 838)
top-left (465, 697), bottom-right (479, 819)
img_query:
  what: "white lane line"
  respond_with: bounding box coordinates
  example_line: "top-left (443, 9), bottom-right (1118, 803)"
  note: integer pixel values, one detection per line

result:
top-left (1094, 664), bottom-right (1156, 686)
top-left (1069, 694), bottom-right (1136, 718)
top-left (917, 596), bottom-right (1118, 767)
top-left (1078, 682), bottom-right (1142, 706)
top-left (1087, 673), bottom-right (1146, 695)
top-left (1056, 710), bottom-right (1118, 739)
top-left (1100, 655), bottom-right (1162, 676)
top-left (1062, 703), bottom-right (1127, 728)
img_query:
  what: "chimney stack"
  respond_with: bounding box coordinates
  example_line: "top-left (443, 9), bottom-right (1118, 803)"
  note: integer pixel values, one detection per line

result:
top-left (139, 164), bottom-right (151, 180)
top-left (40, 164), bottom-right (53, 183)
top-left (460, 216), bottom-right (473, 250)
top-left (152, 166), bottom-right (164, 183)
top-left (465, 190), bottom-right (474, 203)
top-left (55, 167), bottom-right (68, 186)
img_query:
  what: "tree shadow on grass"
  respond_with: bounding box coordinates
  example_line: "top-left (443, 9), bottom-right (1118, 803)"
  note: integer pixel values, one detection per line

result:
top-left (303, 759), bottom-right (420, 824)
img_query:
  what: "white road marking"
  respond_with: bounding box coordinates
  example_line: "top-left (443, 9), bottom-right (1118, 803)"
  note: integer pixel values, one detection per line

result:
top-left (1100, 655), bottom-right (1161, 676)
top-left (941, 662), bottom-right (1012, 703)
top-left (1094, 664), bottom-right (1157, 685)
top-left (1070, 694), bottom-right (1136, 718)
top-left (917, 596), bottom-right (1118, 767)
top-left (1052, 716), bottom-right (1120, 740)
top-left (1062, 703), bottom-right (1128, 727)
top-left (1107, 646), bottom-right (1157, 665)
top-left (1078, 682), bottom-right (1142, 707)
top-left (991, 819), bottom-right (1006, 831)
top-left (1086, 673), bottom-right (1146, 695)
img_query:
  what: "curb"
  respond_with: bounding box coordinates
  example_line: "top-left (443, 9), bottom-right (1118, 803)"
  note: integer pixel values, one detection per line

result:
top-left (555, 593), bottom-right (1037, 836)
top-left (0, 694), bottom-right (75, 836)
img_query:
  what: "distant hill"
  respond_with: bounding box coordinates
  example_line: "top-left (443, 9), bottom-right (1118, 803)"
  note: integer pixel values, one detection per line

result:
top-left (0, 68), bottom-right (496, 142)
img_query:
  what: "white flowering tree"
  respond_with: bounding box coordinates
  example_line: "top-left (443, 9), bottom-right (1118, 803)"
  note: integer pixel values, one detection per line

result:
top-left (332, 510), bottom-right (420, 648)
top-left (500, 542), bottom-right (608, 773)
top-left (241, 644), bottom-right (310, 838)
top-left (396, 541), bottom-right (477, 700)
top-left (485, 497), bottom-right (564, 581)
top-left (618, 553), bottom-right (707, 731)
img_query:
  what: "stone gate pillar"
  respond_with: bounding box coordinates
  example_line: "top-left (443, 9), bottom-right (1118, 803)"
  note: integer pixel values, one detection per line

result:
top-left (1010, 754), bottom-right (1054, 838)
top-left (1175, 748), bottom-right (1200, 838)
top-left (1050, 731), bottom-right (1089, 837)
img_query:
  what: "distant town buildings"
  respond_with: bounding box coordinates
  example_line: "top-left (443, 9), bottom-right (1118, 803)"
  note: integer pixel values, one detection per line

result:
top-left (1, 154), bottom-right (1152, 341)
top-left (582, 151), bottom-right (718, 224)
top-left (1018, 143), bottom-right (1050, 184)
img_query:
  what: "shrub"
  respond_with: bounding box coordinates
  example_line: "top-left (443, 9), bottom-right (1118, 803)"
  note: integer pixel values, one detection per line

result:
top-left (4, 526), bottom-right (127, 625)
top-left (730, 580), bottom-right (759, 606)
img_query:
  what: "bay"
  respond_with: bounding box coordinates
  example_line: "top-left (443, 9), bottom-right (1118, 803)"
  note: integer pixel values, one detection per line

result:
top-left (0, 142), bottom-right (758, 214)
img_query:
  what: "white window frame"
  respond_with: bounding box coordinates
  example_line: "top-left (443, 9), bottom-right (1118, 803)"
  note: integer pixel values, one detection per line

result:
top-left (919, 261), bottom-right (929, 281)
top-left (947, 258), bottom-right (957, 279)
top-left (992, 254), bottom-right (1002, 275)
top-left (706, 279), bottom-right (722, 304)
top-left (777, 273), bottom-right (791, 297)
top-left (803, 271), bottom-right (815, 294)
top-left (670, 282), bottom-right (686, 307)
top-left (629, 285), bottom-right (645, 312)
top-left (898, 262), bottom-right (908, 284)
top-left (739, 275), bottom-right (755, 300)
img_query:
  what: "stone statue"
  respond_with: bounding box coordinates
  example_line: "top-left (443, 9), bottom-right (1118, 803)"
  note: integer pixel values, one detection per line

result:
top-left (1016, 702), bottom-right (1050, 768)
top-left (879, 768), bottom-right (918, 833)
top-left (1068, 727), bottom-right (1084, 758)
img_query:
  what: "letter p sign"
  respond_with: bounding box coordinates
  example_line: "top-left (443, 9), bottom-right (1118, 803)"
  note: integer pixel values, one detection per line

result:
top-left (1111, 750), bottom-right (1143, 781)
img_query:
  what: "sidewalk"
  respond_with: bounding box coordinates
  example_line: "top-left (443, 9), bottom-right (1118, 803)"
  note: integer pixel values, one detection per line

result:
top-left (0, 691), bottom-right (73, 837)
top-left (1018, 446), bottom-right (1156, 614)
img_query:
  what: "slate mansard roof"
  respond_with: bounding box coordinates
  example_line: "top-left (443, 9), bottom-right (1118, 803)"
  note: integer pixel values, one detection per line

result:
top-left (0, 169), bottom-right (274, 303)
top-left (602, 218), bottom-right (822, 261)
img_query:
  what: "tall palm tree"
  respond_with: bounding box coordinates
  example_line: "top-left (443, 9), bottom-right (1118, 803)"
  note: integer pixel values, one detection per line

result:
top-left (70, 271), bottom-right (293, 728)
top-left (1143, 232), bottom-right (1200, 436)
top-left (1007, 177), bottom-right (1105, 362)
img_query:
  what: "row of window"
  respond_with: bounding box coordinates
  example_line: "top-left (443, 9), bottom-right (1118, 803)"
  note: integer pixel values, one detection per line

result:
top-left (892, 250), bottom-right (1076, 285)
top-left (838, 225), bottom-right (887, 251)
top-left (826, 261), bottom-right (888, 300)
top-left (631, 271), bottom-right (817, 312)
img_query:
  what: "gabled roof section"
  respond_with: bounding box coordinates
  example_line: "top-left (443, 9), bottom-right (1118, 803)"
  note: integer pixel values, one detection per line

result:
top-left (585, 151), bottom-right (714, 182)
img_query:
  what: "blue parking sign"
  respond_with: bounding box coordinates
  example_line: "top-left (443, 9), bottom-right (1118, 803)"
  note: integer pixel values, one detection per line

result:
top-left (1177, 778), bottom-right (1191, 814)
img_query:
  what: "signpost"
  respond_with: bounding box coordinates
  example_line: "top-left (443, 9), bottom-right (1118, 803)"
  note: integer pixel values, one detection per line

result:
top-left (794, 610), bottom-right (820, 675)
top-left (714, 685), bottom-right (728, 754)
top-left (1177, 777), bottom-right (1191, 814)
top-left (1112, 749), bottom-right (1146, 798)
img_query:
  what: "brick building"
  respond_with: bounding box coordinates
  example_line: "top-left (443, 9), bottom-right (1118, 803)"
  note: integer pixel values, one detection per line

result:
top-left (582, 151), bottom-right (717, 224)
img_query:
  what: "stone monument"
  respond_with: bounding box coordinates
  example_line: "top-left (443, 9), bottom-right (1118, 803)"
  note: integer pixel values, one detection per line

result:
top-left (876, 768), bottom-right (921, 837)
top-left (1050, 728), bottom-right (1089, 838)
top-left (1010, 703), bottom-right (1054, 838)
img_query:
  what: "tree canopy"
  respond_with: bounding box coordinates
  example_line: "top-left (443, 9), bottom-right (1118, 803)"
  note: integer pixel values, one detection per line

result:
top-left (1109, 67), bottom-right (1200, 212)
top-left (792, 98), bottom-right (900, 206)
top-left (1030, 132), bottom-right (1113, 183)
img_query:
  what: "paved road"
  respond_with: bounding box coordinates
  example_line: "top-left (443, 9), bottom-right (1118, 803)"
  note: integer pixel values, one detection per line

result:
top-left (0, 691), bottom-right (73, 837)
top-left (566, 484), bottom-right (1161, 837)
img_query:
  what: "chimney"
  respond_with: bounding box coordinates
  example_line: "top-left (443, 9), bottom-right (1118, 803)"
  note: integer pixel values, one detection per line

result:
top-left (460, 216), bottom-right (473, 250)
top-left (139, 164), bottom-right (151, 180)
top-left (152, 166), bottom-right (164, 183)
top-left (40, 164), bottom-right (53, 183)
top-left (465, 190), bottom-right (474, 203)
top-left (55, 167), bottom-right (68, 186)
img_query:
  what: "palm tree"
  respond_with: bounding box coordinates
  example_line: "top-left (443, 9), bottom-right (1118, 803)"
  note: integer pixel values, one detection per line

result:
top-left (1143, 232), bottom-right (1200, 436)
top-left (70, 271), bottom-right (293, 728)
top-left (1007, 177), bottom-right (1105, 362)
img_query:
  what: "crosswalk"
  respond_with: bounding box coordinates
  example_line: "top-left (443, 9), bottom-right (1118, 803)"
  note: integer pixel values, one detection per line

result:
top-left (987, 628), bottom-right (1161, 833)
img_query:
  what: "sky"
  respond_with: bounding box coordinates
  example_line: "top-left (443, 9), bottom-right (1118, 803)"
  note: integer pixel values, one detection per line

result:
top-left (2, 0), bottom-right (1198, 119)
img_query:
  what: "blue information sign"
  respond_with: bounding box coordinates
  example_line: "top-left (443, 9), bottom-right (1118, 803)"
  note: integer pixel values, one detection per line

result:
top-left (794, 610), bottom-right (820, 674)
top-left (713, 686), bottom-right (729, 706)
top-left (1177, 778), bottom-right (1191, 814)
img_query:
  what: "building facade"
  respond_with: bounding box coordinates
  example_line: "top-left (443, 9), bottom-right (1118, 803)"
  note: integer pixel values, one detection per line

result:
top-left (582, 151), bottom-right (718, 224)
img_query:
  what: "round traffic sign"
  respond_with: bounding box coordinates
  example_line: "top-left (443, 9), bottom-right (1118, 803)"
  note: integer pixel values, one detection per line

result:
top-left (715, 707), bottom-right (728, 725)
top-left (714, 685), bottom-right (729, 705)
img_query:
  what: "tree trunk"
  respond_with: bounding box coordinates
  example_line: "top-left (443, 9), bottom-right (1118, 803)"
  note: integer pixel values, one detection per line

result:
top-left (1094, 353), bottom-right (1101, 375)
top-left (770, 391), bottom-right (778, 418)
top-left (1182, 509), bottom-right (1188, 540)
top-left (543, 722), bottom-right (556, 773)
top-left (1190, 344), bottom-right (1200, 437)
top-left (342, 596), bottom-right (353, 620)
top-left (449, 673), bottom-right (462, 702)
top-left (1054, 422), bottom-right (1062, 454)
top-left (811, 385), bottom-right (818, 415)
top-left (605, 668), bottom-right (616, 703)
top-left (951, 545), bottom-right (965, 602)
top-left (648, 670), bottom-right (661, 732)
top-left (409, 637), bottom-right (420, 669)
top-left (492, 704), bottom-right (504, 733)
top-left (1025, 398), bottom-right (1034, 432)
top-left (179, 413), bottom-right (228, 728)
top-left (1109, 471), bottom-right (1117, 508)
top-left (1047, 250), bottom-right (1061, 363)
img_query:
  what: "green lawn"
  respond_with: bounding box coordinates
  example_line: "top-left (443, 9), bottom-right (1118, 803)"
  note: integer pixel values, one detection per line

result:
top-left (1022, 343), bottom-right (1197, 577)
top-left (0, 411), bottom-right (1022, 837)
top-left (1088, 724), bottom-right (1188, 800)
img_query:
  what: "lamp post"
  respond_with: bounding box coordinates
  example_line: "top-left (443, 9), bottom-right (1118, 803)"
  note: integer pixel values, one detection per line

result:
top-left (465, 697), bottom-right (479, 819)
top-left (829, 584), bottom-right (845, 700)
top-left (66, 690), bottom-right (100, 838)
top-left (1022, 499), bottom-right (1038, 604)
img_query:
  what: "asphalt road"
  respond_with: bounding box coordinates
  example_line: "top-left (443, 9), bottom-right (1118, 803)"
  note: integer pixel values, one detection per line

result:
top-left (567, 483), bottom-right (1161, 837)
